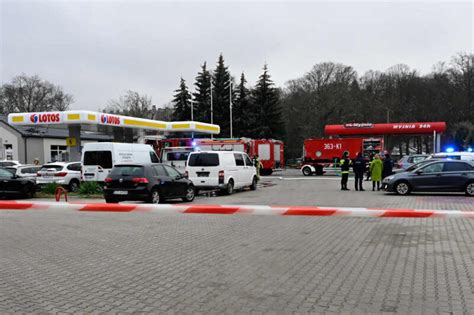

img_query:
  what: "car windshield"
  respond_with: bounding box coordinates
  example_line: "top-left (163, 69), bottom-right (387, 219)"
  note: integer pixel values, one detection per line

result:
top-left (188, 153), bottom-right (219, 167)
top-left (40, 165), bottom-right (63, 171)
top-left (110, 165), bottom-right (144, 177)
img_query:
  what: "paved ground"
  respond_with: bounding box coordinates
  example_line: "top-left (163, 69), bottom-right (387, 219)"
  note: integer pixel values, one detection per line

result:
top-left (1, 170), bottom-right (473, 314)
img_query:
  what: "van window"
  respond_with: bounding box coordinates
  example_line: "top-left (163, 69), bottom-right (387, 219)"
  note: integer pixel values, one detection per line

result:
top-left (244, 154), bottom-right (253, 167)
top-left (188, 153), bottom-right (219, 167)
top-left (110, 165), bottom-right (144, 177)
top-left (84, 151), bottom-right (113, 168)
top-left (150, 151), bottom-right (159, 163)
top-left (234, 153), bottom-right (244, 166)
top-left (166, 152), bottom-right (190, 161)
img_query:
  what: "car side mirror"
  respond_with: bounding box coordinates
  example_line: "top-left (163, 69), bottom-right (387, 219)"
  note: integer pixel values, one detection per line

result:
top-left (415, 170), bottom-right (423, 175)
top-left (175, 174), bottom-right (182, 180)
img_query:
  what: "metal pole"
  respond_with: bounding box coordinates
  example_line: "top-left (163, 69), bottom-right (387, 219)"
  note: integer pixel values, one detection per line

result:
top-left (229, 80), bottom-right (232, 138)
top-left (210, 77), bottom-right (213, 139)
top-left (433, 130), bottom-right (436, 153)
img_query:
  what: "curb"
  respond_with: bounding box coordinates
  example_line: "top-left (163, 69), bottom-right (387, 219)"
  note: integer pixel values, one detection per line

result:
top-left (0, 201), bottom-right (473, 218)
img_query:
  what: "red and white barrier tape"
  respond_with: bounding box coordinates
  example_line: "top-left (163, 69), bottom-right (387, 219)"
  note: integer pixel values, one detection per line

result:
top-left (0, 201), bottom-right (473, 218)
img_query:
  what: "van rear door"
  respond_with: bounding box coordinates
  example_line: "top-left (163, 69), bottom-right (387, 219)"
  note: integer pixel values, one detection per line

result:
top-left (187, 152), bottom-right (220, 187)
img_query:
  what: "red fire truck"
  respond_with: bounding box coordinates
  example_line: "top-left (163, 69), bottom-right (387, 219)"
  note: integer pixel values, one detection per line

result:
top-left (145, 137), bottom-right (285, 175)
top-left (301, 137), bottom-right (383, 176)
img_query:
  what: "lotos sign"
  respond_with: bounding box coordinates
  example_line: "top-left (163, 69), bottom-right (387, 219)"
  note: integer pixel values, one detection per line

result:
top-left (30, 113), bottom-right (61, 124)
top-left (100, 114), bottom-right (120, 125)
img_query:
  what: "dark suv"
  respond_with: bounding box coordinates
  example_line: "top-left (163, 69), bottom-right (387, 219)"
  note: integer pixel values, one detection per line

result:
top-left (103, 164), bottom-right (195, 204)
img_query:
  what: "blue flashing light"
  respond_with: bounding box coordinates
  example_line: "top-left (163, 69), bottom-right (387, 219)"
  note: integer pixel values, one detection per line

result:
top-left (445, 147), bottom-right (455, 153)
top-left (468, 147), bottom-right (473, 152)
top-left (192, 141), bottom-right (197, 147)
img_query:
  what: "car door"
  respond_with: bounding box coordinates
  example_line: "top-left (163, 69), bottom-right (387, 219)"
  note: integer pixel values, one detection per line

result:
top-left (441, 162), bottom-right (474, 191)
top-left (0, 168), bottom-right (22, 196)
top-left (243, 153), bottom-right (255, 185)
top-left (233, 153), bottom-right (245, 187)
top-left (163, 165), bottom-right (187, 197)
top-left (152, 165), bottom-right (171, 197)
top-left (410, 162), bottom-right (445, 191)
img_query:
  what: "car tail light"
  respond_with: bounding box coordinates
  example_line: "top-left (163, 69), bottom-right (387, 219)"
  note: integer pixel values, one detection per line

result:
top-left (132, 177), bottom-right (149, 183)
top-left (36, 172), bottom-right (42, 177)
top-left (55, 172), bottom-right (68, 177)
top-left (218, 170), bottom-right (224, 184)
top-left (104, 177), bottom-right (113, 183)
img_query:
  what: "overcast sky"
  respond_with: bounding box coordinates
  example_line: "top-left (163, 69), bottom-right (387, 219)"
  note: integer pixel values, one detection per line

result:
top-left (1, 0), bottom-right (472, 111)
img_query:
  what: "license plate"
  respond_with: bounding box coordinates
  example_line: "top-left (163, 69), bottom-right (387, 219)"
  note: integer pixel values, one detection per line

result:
top-left (197, 172), bottom-right (209, 177)
top-left (113, 191), bottom-right (128, 195)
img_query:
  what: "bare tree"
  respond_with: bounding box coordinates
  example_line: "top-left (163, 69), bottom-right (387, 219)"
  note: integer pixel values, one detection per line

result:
top-left (0, 74), bottom-right (73, 114)
top-left (106, 90), bottom-right (153, 118)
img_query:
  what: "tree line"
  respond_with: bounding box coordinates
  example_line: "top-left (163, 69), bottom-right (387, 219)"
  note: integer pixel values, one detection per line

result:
top-left (1, 52), bottom-right (472, 158)
top-left (171, 54), bottom-right (283, 139)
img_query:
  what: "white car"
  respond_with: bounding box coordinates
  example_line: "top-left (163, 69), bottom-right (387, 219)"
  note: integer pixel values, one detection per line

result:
top-left (36, 162), bottom-right (82, 192)
top-left (431, 152), bottom-right (474, 161)
top-left (5, 165), bottom-right (42, 181)
top-left (0, 160), bottom-right (21, 168)
top-left (186, 151), bottom-right (257, 195)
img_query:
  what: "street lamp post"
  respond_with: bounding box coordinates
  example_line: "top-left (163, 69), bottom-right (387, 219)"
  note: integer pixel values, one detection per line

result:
top-left (229, 80), bottom-right (233, 138)
top-left (210, 78), bottom-right (213, 139)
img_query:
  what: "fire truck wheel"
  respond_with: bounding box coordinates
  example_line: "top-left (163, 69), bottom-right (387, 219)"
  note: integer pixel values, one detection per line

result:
top-left (302, 166), bottom-right (312, 176)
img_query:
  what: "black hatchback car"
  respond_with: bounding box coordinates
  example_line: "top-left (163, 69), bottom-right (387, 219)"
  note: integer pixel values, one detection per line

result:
top-left (383, 160), bottom-right (474, 196)
top-left (103, 164), bottom-right (195, 203)
top-left (0, 167), bottom-right (37, 199)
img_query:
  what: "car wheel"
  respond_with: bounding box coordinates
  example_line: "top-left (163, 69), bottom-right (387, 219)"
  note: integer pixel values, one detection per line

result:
top-left (23, 184), bottom-right (35, 199)
top-left (302, 166), bottom-right (312, 176)
top-left (250, 176), bottom-right (257, 191)
top-left (182, 185), bottom-right (195, 202)
top-left (225, 179), bottom-right (234, 195)
top-left (68, 179), bottom-right (80, 192)
top-left (395, 181), bottom-right (411, 195)
top-left (465, 182), bottom-right (474, 196)
top-left (149, 188), bottom-right (162, 204)
top-left (105, 197), bottom-right (118, 203)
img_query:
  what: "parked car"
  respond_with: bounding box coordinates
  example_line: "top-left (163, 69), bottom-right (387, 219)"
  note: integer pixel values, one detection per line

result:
top-left (36, 162), bottom-right (82, 192)
top-left (396, 154), bottom-right (430, 169)
top-left (431, 152), bottom-right (474, 161)
top-left (5, 165), bottom-right (42, 181)
top-left (103, 163), bottom-right (195, 204)
top-left (0, 167), bottom-right (37, 199)
top-left (383, 160), bottom-right (474, 196)
top-left (185, 151), bottom-right (257, 195)
top-left (0, 160), bottom-right (21, 168)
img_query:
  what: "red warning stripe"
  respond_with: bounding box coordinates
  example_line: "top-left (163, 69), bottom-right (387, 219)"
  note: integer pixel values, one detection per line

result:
top-left (79, 204), bottom-right (137, 212)
top-left (380, 211), bottom-right (435, 218)
top-left (0, 201), bottom-right (33, 210)
top-left (283, 207), bottom-right (338, 216)
top-left (183, 205), bottom-right (240, 214)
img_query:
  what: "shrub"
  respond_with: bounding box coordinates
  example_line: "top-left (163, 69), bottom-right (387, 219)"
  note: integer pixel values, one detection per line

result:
top-left (41, 182), bottom-right (61, 195)
top-left (78, 181), bottom-right (102, 196)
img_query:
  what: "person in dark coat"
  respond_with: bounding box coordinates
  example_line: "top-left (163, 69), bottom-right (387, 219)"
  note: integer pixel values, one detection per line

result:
top-left (353, 152), bottom-right (366, 191)
top-left (381, 153), bottom-right (394, 188)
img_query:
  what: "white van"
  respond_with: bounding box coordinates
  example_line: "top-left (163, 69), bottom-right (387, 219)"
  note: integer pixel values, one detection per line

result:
top-left (185, 151), bottom-right (257, 195)
top-left (82, 142), bottom-right (159, 182)
top-left (431, 152), bottom-right (474, 161)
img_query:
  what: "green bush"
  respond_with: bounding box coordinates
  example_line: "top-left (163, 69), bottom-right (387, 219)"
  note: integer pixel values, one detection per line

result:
top-left (41, 182), bottom-right (61, 195)
top-left (78, 181), bottom-right (102, 196)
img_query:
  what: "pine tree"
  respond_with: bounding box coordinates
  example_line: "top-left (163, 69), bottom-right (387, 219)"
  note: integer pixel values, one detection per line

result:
top-left (252, 64), bottom-right (284, 139)
top-left (212, 54), bottom-right (233, 137)
top-left (192, 62), bottom-right (211, 122)
top-left (172, 78), bottom-right (191, 121)
top-left (233, 72), bottom-right (254, 137)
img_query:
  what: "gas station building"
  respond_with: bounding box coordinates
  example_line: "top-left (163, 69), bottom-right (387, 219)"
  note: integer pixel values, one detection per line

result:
top-left (2, 110), bottom-right (219, 164)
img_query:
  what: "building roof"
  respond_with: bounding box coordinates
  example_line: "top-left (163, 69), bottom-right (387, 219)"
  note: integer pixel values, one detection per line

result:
top-left (0, 116), bottom-right (113, 141)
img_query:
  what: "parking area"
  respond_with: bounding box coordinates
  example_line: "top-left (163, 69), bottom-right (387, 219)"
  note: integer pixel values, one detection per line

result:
top-left (1, 171), bottom-right (473, 314)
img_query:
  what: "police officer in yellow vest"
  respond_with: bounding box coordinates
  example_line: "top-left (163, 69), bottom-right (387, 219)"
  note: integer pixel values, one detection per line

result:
top-left (340, 151), bottom-right (352, 191)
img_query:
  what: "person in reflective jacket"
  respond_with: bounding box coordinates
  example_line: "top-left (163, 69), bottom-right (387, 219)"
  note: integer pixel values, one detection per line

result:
top-left (353, 152), bottom-right (366, 191)
top-left (339, 151), bottom-right (352, 191)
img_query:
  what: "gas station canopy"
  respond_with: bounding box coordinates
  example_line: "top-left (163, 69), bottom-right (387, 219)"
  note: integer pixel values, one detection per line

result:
top-left (7, 110), bottom-right (220, 134)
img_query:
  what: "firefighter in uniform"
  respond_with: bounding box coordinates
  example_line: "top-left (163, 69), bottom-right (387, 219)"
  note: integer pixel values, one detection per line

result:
top-left (253, 155), bottom-right (263, 181)
top-left (339, 151), bottom-right (352, 190)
